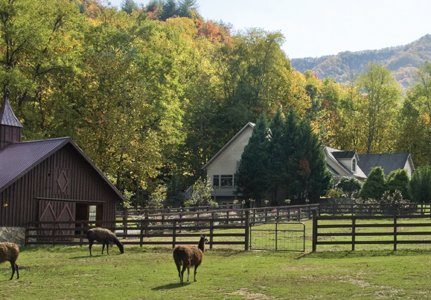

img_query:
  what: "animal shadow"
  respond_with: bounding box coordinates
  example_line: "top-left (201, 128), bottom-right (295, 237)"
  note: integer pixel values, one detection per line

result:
top-left (152, 282), bottom-right (190, 290)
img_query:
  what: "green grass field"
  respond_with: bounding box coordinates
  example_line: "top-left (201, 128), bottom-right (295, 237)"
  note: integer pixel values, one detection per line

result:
top-left (2, 219), bottom-right (431, 299)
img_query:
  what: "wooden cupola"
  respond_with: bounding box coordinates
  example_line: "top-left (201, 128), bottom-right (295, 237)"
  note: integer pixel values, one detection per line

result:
top-left (0, 98), bottom-right (22, 150)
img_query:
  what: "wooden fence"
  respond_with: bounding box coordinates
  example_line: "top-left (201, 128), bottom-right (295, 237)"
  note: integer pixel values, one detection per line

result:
top-left (319, 203), bottom-right (429, 216)
top-left (25, 211), bottom-right (250, 250)
top-left (312, 212), bottom-right (431, 251)
top-left (118, 204), bottom-right (319, 224)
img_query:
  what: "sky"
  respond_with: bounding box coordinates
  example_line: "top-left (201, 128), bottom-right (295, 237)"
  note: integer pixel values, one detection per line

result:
top-left (104, 0), bottom-right (431, 59)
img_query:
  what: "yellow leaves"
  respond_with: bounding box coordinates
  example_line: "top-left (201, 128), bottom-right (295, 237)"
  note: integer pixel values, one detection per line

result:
top-left (422, 112), bottom-right (430, 124)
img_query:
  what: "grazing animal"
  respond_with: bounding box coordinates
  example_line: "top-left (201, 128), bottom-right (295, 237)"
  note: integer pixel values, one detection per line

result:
top-left (0, 242), bottom-right (19, 280)
top-left (173, 235), bottom-right (208, 284)
top-left (87, 228), bottom-right (124, 256)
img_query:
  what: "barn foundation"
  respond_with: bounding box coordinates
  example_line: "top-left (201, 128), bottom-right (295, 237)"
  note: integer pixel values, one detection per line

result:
top-left (0, 226), bottom-right (25, 246)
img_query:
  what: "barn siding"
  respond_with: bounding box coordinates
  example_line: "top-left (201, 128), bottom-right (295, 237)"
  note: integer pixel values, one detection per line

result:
top-left (0, 143), bottom-right (120, 226)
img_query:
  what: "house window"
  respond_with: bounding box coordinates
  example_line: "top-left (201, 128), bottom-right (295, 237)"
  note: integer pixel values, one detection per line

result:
top-left (220, 175), bottom-right (233, 187)
top-left (213, 175), bottom-right (220, 186)
top-left (352, 159), bottom-right (356, 172)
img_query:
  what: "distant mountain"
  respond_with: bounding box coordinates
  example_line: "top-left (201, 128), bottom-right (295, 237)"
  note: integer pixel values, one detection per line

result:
top-left (291, 34), bottom-right (431, 90)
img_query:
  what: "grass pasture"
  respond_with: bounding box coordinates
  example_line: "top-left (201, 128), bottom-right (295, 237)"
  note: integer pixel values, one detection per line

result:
top-left (2, 218), bottom-right (431, 299)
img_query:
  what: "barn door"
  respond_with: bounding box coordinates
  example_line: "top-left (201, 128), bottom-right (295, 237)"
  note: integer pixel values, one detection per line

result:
top-left (39, 200), bottom-right (76, 241)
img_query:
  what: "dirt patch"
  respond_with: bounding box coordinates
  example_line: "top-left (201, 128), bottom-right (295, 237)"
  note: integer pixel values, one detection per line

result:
top-left (227, 288), bottom-right (274, 299)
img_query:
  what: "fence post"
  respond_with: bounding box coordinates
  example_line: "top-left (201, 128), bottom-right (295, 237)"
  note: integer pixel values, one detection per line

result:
top-left (312, 210), bottom-right (317, 252)
top-left (123, 208), bottom-right (128, 236)
top-left (210, 219), bottom-right (214, 250)
top-left (140, 219), bottom-right (144, 247)
top-left (352, 216), bottom-right (356, 251)
top-left (80, 220), bottom-right (84, 246)
top-left (179, 212), bottom-right (183, 233)
top-left (245, 210), bottom-right (250, 250)
top-left (394, 216), bottom-right (397, 251)
top-left (172, 220), bottom-right (177, 249)
top-left (53, 221), bottom-right (57, 245)
top-left (144, 213), bottom-right (149, 237)
top-left (24, 224), bottom-right (28, 246)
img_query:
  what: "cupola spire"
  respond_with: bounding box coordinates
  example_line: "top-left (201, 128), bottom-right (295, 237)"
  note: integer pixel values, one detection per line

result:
top-left (0, 98), bottom-right (22, 149)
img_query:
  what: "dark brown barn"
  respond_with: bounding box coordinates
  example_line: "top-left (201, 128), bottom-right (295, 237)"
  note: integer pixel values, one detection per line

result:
top-left (0, 99), bottom-right (123, 243)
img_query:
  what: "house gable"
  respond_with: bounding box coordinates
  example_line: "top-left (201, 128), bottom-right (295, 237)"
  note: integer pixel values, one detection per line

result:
top-left (203, 123), bottom-right (254, 199)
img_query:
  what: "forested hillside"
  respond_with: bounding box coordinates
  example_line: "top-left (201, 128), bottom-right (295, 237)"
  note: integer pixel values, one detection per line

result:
top-left (1, 0), bottom-right (431, 207)
top-left (291, 34), bottom-right (431, 90)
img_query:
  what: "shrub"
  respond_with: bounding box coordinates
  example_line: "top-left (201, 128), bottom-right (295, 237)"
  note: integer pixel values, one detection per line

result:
top-left (359, 167), bottom-right (386, 200)
top-left (386, 169), bottom-right (410, 199)
top-left (366, 190), bottom-right (414, 215)
top-left (336, 177), bottom-right (362, 198)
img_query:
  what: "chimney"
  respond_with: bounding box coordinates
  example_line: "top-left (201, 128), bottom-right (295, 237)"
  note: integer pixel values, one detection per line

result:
top-left (0, 98), bottom-right (22, 149)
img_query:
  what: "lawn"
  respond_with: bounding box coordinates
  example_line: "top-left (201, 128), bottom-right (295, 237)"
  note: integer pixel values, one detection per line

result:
top-left (2, 219), bottom-right (431, 299)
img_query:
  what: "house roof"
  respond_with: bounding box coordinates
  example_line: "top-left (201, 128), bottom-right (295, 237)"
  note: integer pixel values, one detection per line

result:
top-left (202, 122), bottom-right (255, 169)
top-left (332, 151), bottom-right (356, 159)
top-left (323, 146), bottom-right (367, 180)
top-left (0, 137), bottom-right (123, 199)
top-left (357, 153), bottom-right (413, 177)
top-left (0, 98), bottom-right (22, 127)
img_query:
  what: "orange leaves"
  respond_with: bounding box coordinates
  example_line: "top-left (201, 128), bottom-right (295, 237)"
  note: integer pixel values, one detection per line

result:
top-left (297, 158), bottom-right (311, 178)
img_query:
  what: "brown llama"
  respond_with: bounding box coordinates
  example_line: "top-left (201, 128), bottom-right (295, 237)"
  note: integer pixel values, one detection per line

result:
top-left (0, 242), bottom-right (19, 280)
top-left (173, 235), bottom-right (208, 284)
top-left (87, 228), bottom-right (124, 256)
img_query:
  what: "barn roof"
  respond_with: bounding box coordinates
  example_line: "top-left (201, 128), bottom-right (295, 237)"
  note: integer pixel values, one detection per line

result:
top-left (0, 137), bottom-right (123, 199)
top-left (357, 153), bottom-right (412, 177)
top-left (0, 98), bottom-right (22, 127)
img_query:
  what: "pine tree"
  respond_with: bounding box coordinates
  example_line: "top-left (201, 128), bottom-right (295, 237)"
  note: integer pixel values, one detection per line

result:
top-left (267, 108), bottom-right (285, 205)
top-left (235, 113), bottom-right (270, 203)
top-left (281, 108), bottom-right (300, 200)
top-left (291, 118), bottom-right (333, 202)
top-left (359, 167), bottom-right (386, 200)
top-left (409, 166), bottom-right (431, 203)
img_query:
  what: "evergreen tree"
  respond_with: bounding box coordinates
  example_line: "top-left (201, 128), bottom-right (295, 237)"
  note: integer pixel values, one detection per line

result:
top-left (121, 0), bottom-right (139, 14)
top-left (359, 167), bottom-right (386, 200)
top-left (290, 118), bottom-right (333, 202)
top-left (281, 108), bottom-right (300, 199)
top-left (409, 166), bottom-right (431, 203)
top-left (267, 108), bottom-right (285, 205)
top-left (235, 113), bottom-right (270, 203)
top-left (386, 169), bottom-right (410, 199)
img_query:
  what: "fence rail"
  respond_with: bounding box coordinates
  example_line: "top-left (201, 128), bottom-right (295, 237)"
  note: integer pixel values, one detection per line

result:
top-left (312, 212), bottom-right (431, 251)
top-left (319, 203), bottom-right (429, 216)
top-left (26, 211), bottom-right (250, 250)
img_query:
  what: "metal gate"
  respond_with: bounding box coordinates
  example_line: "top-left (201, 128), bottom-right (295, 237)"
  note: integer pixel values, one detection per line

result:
top-left (249, 222), bottom-right (305, 251)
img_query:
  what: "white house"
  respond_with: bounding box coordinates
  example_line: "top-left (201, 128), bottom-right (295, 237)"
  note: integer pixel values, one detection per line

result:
top-left (202, 123), bottom-right (415, 205)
